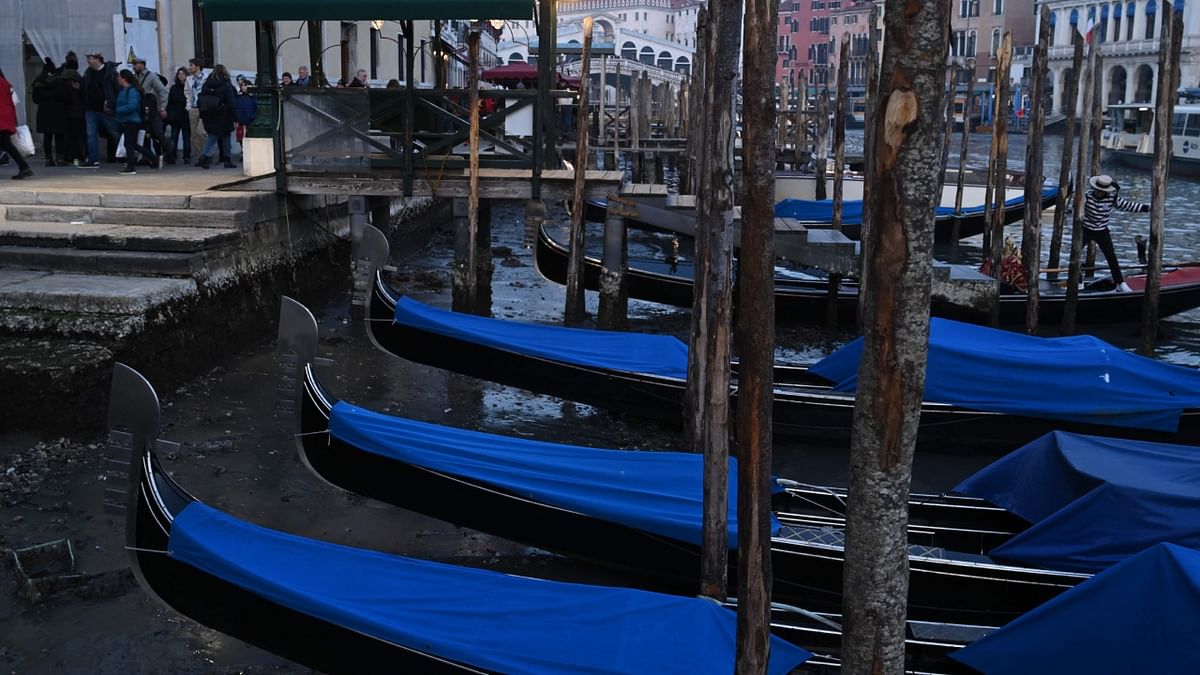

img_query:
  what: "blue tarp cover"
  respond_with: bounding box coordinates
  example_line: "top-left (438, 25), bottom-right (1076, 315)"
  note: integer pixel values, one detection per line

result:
top-left (395, 296), bottom-right (689, 379)
top-left (809, 318), bottom-right (1200, 431)
top-left (169, 502), bottom-right (811, 675)
top-left (773, 187), bottom-right (1059, 225)
top-left (329, 401), bottom-right (781, 547)
top-left (953, 431), bottom-right (1200, 573)
top-left (951, 543), bottom-right (1200, 674)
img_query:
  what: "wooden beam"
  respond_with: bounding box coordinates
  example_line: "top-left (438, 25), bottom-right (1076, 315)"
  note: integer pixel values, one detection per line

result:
top-left (690, 0), bottom-right (741, 604)
top-left (736, 0), bottom-right (778, 667)
top-left (1022, 7), bottom-right (1051, 334)
top-left (1140, 1), bottom-right (1183, 355)
top-left (987, 32), bottom-right (1013, 327)
top-left (1063, 38), bottom-right (1098, 335)
top-left (565, 17), bottom-right (594, 326)
top-left (1047, 39), bottom-right (1084, 281)
top-left (842, 0), bottom-right (948, 672)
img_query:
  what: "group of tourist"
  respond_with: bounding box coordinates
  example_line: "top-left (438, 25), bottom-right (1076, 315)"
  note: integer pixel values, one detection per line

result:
top-left (0, 52), bottom-right (261, 179)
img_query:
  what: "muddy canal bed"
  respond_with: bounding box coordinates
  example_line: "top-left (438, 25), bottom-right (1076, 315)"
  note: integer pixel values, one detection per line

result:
top-left (0, 201), bottom-right (995, 673)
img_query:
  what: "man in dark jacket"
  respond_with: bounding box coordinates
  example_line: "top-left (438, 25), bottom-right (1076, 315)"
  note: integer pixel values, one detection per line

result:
top-left (80, 51), bottom-right (120, 168)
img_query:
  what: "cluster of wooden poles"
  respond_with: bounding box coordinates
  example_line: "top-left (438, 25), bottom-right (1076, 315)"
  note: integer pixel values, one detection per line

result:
top-left (445, 2), bottom-right (1185, 671)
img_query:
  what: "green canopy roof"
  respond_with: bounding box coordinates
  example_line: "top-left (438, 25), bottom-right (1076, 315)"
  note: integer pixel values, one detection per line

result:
top-left (199, 0), bottom-right (534, 22)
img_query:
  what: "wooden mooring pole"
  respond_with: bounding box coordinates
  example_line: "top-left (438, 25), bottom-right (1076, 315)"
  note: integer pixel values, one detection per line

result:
top-left (737, 0), bottom-right (778, 666)
top-left (940, 64), bottom-right (956, 187)
top-left (689, 0), bottom-right (741, 604)
top-left (1063, 37), bottom-right (1098, 335)
top-left (1021, 7), bottom-right (1051, 334)
top-left (1140, 1), bottom-right (1183, 355)
top-left (815, 85), bottom-right (830, 200)
top-left (1084, 50), bottom-right (1104, 278)
top-left (1047, 39), bottom-right (1084, 281)
top-left (952, 74), bottom-right (973, 234)
top-left (842, 0), bottom-right (948, 671)
top-left (564, 18), bottom-right (595, 326)
top-left (828, 33), bottom-right (850, 326)
top-left (795, 69), bottom-right (807, 169)
top-left (612, 59), bottom-right (622, 171)
top-left (987, 32), bottom-right (1013, 327)
top-left (452, 29), bottom-right (482, 314)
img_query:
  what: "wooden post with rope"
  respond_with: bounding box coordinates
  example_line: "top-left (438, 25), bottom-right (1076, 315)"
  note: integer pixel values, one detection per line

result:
top-left (1140, 1), bottom-right (1183, 355)
top-left (1047, 39), bottom-right (1084, 281)
top-left (565, 18), bottom-right (595, 326)
top-left (986, 32), bottom-right (1012, 327)
top-left (1063, 37), bottom-right (1098, 334)
top-left (1022, 7), bottom-right (1051, 334)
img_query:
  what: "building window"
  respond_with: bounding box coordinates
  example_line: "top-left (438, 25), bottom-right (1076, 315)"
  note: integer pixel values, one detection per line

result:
top-left (1146, 3), bottom-right (1156, 40)
top-left (991, 28), bottom-right (1001, 56)
top-left (967, 30), bottom-right (977, 56)
top-left (993, 0), bottom-right (1003, 15)
top-left (1113, 9), bottom-right (1122, 42)
top-left (959, 0), bottom-right (978, 18)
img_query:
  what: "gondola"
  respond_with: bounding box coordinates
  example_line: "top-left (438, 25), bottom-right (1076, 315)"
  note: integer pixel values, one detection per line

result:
top-left (358, 226), bottom-right (1200, 449)
top-left (534, 223), bottom-right (1200, 325)
top-left (113, 363), bottom-right (813, 675)
top-left (582, 176), bottom-right (1060, 243)
top-left (284, 296), bottom-right (1088, 627)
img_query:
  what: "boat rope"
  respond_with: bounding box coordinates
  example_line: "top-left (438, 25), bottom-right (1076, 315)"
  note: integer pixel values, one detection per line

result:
top-left (125, 545), bottom-right (169, 555)
top-left (293, 430), bottom-right (331, 438)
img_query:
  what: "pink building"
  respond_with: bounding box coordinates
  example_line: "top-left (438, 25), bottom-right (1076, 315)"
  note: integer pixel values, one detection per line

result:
top-left (776, 0), bottom-right (833, 91)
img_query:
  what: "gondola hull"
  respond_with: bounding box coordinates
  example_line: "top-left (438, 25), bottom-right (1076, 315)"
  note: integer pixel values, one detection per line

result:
top-left (582, 178), bottom-right (1054, 243)
top-left (369, 272), bottom-right (1200, 449)
top-left (535, 224), bottom-right (1200, 325)
top-left (293, 364), bottom-right (1078, 627)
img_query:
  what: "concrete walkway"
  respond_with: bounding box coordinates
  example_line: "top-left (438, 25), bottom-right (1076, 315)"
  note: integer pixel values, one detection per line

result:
top-left (1, 162), bottom-right (252, 196)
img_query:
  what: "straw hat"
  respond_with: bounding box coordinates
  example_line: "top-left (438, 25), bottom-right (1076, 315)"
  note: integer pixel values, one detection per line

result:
top-left (1089, 175), bottom-right (1117, 193)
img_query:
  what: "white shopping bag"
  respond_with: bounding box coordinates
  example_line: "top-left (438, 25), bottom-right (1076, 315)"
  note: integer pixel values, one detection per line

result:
top-left (13, 125), bottom-right (35, 157)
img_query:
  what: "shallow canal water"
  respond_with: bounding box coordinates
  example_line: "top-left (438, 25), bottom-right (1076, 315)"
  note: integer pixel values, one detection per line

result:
top-left (3, 131), bottom-right (1199, 672)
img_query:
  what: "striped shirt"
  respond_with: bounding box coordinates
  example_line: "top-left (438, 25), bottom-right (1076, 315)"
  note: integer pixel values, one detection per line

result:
top-left (1083, 192), bottom-right (1149, 232)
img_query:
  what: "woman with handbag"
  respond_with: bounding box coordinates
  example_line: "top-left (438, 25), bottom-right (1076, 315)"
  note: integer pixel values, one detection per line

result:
top-left (195, 64), bottom-right (236, 169)
top-left (0, 68), bottom-right (33, 179)
top-left (114, 69), bottom-right (158, 175)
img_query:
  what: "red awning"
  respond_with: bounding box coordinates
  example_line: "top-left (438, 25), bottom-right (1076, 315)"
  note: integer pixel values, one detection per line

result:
top-left (481, 63), bottom-right (579, 89)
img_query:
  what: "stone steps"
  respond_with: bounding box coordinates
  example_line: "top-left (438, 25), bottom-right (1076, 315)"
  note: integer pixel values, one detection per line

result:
top-left (0, 204), bottom-right (252, 230)
top-left (0, 222), bottom-right (241, 252)
top-left (0, 245), bottom-right (207, 277)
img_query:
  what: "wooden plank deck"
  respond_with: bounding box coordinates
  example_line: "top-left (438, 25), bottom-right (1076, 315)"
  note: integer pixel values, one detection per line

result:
top-left (284, 168), bottom-right (625, 201)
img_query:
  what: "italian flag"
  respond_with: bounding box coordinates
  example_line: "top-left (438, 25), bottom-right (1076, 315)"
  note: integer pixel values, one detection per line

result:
top-left (1078, 10), bottom-right (1097, 42)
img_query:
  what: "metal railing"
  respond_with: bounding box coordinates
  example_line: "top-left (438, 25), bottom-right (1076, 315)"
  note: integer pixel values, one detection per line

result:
top-left (279, 87), bottom-right (575, 177)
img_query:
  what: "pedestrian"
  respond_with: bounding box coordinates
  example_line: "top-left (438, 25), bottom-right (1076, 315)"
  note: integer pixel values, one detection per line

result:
top-left (165, 67), bottom-right (190, 164)
top-left (349, 69), bottom-right (369, 88)
top-left (0, 68), bottom-right (33, 179)
top-left (1082, 174), bottom-right (1151, 293)
top-left (80, 51), bottom-right (121, 168)
top-left (59, 68), bottom-right (85, 165)
top-left (31, 58), bottom-right (68, 166)
top-left (131, 57), bottom-right (170, 163)
top-left (115, 69), bottom-right (158, 175)
top-left (294, 66), bottom-right (311, 87)
top-left (234, 77), bottom-right (256, 146)
top-left (195, 64), bottom-right (236, 169)
top-left (186, 58), bottom-right (209, 165)
top-left (280, 72), bottom-right (293, 87)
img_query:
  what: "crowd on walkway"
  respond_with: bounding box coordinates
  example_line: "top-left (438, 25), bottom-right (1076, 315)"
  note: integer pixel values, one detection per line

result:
top-left (0, 52), bottom-right (265, 179)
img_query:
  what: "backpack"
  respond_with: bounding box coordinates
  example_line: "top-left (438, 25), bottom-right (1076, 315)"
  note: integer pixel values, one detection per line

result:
top-left (140, 93), bottom-right (157, 122)
top-left (197, 92), bottom-right (223, 116)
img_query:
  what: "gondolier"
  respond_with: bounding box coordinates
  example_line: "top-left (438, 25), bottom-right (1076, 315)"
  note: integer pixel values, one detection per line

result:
top-left (1083, 174), bottom-right (1150, 292)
